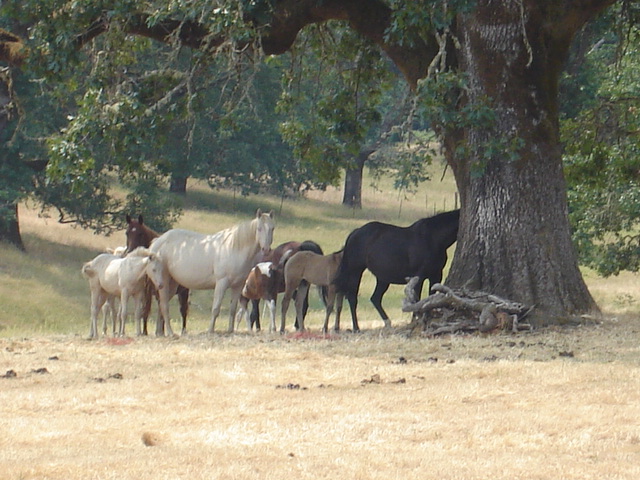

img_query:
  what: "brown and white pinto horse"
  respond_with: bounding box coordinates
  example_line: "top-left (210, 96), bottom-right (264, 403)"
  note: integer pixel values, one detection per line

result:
top-left (125, 215), bottom-right (190, 335)
top-left (237, 261), bottom-right (282, 332)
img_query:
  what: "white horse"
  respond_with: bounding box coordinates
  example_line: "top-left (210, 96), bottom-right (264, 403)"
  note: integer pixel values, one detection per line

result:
top-left (149, 209), bottom-right (275, 335)
top-left (82, 247), bottom-right (165, 338)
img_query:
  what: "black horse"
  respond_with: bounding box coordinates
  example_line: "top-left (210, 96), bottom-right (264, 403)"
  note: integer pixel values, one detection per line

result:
top-left (333, 209), bottom-right (460, 330)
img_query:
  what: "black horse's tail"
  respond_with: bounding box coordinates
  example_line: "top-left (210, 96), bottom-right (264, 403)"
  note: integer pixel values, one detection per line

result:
top-left (332, 245), bottom-right (352, 295)
top-left (298, 240), bottom-right (328, 307)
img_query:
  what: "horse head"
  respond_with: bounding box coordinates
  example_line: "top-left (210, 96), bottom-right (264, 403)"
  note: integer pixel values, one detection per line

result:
top-left (143, 251), bottom-right (165, 291)
top-left (125, 214), bottom-right (145, 253)
top-left (255, 209), bottom-right (275, 256)
top-left (125, 214), bottom-right (160, 253)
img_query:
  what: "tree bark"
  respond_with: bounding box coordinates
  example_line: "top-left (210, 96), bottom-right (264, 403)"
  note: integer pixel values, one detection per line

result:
top-left (443, 1), bottom-right (611, 325)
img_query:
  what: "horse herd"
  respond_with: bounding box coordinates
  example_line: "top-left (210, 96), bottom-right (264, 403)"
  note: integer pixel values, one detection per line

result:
top-left (81, 208), bottom-right (460, 339)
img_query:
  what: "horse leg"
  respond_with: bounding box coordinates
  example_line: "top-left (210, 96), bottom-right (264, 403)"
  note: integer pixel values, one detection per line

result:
top-left (412, 278), bottom-right (428, 321)
top-left (133, 292), bottom-right (144, 336)
top-left (250, 299), bottom-right (261, 331)
top-left (101, 301), bottom-right (109, 336)
top-left (102, 296), bottom-right (116, 336)
top-left (157, 285), bottom-right (174, 337)
top-left (119, 289), bottom-right (130, 337)
top-left (293, 279), bottom-right (310, 330)
top-left (208, 279), bottom-right (229, 334)
top-left (280, 293), bottom-right (291, 334)
top-left (177, 286), bottom-right (189, 335)
top-left (266, 297), bottom-right (277, 333)
top-left (227, 287), bottom-right (242, 333)
top-left (235, 296), bottom-right (248, 331)
top-left (90, 290), bottom-right (108, 339)
top-left (141, 281), bottom-right (153, 336)
top-left (294, 282), bottom-right (310, 332)
top-left (322, 286), bottom-right (336, 334)
top-left (333, 291), bottom-right (344, 332)
top-left (280, 281), bottom-right (299, 334)
top-left (110, 297), bottom-right (119, 336)
top-left (339, 268), bottom-right (365, 333)
top-left (371, 280), bottom-right (392, 327)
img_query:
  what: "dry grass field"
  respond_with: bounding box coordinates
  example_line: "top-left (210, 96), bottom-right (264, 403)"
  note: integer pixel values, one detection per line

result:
top-left (1, 168), bottom-right (640, 479)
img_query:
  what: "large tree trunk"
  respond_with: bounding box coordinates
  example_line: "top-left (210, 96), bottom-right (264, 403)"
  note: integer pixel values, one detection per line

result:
top-left (444, 1), bottom-right (605, 325)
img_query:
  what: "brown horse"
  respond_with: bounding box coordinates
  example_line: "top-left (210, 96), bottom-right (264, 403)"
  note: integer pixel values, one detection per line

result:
top-left (248, 240), bottom-right (324, 330)
top-left (280, 250), bottom-right (344, 333)
top-left (125, 215), bottom-right (190, 335)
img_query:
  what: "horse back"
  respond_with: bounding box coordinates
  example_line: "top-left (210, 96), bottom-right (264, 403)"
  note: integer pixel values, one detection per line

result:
top-left (82, 254), bottom-right (125, 294)
top-left (151, 228), bottom-right (258, 290)
top-left (338, 218), bottom-right (453, 286)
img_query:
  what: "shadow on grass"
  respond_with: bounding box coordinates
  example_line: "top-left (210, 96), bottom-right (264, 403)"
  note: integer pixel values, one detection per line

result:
top-left (20, 233), bottom-right (99, 304)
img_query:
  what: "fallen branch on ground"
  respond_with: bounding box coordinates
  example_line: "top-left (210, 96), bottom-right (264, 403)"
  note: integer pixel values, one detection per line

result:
top-left (401, 278), bottom-right (534, 336)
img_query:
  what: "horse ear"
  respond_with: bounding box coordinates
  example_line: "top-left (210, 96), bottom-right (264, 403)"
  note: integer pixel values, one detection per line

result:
top-left (269, 210), bottom-right (275, 219)
top-left (256, 208), bottom-right (262, 218)
top-left (138, 215), bottom-right (144, 225)
top-left (126, 214), bottom-right (131, 223)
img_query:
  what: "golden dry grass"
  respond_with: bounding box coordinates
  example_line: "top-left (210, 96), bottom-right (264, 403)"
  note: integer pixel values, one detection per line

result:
top-left (2, 167), bottom-right (640, 479)
top-left (1, 324), bottom-right (640, 480)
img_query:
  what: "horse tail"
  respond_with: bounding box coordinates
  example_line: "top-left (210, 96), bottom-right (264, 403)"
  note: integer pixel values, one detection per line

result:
top-left (81, 262), bottom-right (96, 279)
top-left (278, 248), bottom-right (295, 269)
top-left (332, 246), bottom-right (351, 294)
top-left (318, 285), bottom-right (328, 308)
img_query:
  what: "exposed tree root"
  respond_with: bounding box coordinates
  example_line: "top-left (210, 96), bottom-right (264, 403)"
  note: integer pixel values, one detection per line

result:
top-left (401, 278), bottom-right (534, 336)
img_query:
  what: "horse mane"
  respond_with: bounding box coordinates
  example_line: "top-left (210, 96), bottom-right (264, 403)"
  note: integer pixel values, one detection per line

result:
top-left (225, 218), bottom-right (259, 250)
top-left (412, 209), bottom-right (460, 228)
top-left (142, 223), bottom-right (160, 238)
top-left (126, 246), bottom-right (152, 257)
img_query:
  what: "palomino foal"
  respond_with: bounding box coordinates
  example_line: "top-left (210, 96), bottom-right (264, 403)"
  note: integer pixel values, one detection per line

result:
top-left (82, 247), bottom-right (165, 338)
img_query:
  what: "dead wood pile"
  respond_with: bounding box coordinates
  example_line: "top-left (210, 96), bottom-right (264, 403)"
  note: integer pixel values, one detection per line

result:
top-left (401, 277), bottom-right (534, 336)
